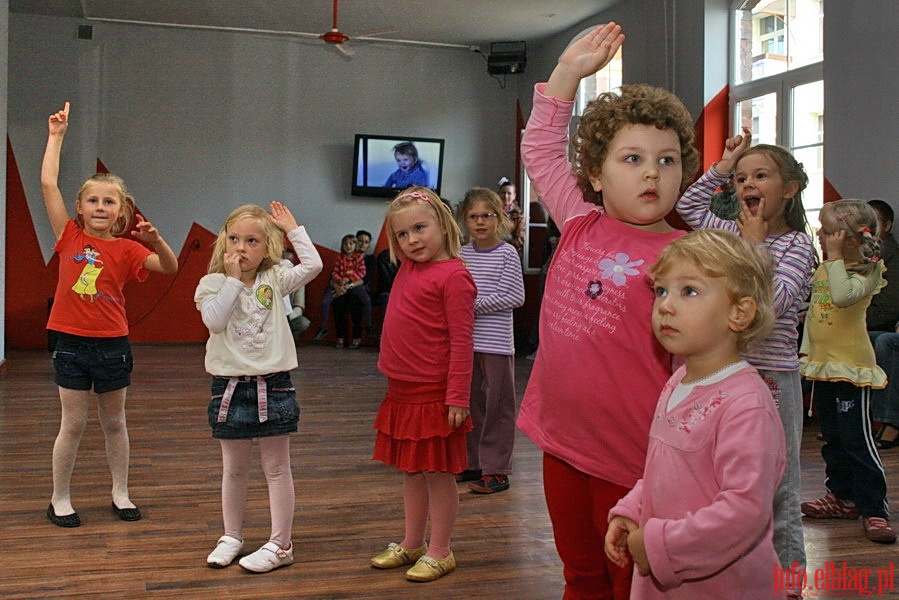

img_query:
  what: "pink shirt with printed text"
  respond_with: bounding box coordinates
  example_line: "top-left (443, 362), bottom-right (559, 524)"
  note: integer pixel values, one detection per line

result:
top-left (516, 83), bottom-right (684, 488)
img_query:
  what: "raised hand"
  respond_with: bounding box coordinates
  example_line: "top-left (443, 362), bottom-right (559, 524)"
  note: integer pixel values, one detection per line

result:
top-left (820, 228), bottom-right (847, 260)
top-left (131, 213), bottom-right (161, 243)
top-left (718, 126), bottom-right (752, 173)
top-left (270, 201), bottom-right (299, 232)
top-left (546, 22), bottom-right (624, 101)
top-left (48, 102), bottom-right (70, 137)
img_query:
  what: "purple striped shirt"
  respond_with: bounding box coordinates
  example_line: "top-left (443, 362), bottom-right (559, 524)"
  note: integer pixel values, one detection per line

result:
top-left (677, 164), bottom-right (817, 371)
top-left (460, 241), bottom-right (525, 356)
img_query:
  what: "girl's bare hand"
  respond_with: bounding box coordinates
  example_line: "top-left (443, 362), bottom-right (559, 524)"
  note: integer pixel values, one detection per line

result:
top-left (270, 201), bottom-right (299, 232)
top-left (223, 251), bottom-right (242, 280)
top-left (48, 102), bottom-right (70, 136)
top-left (447, 406), bottom-right (470, 429)
top-left (131, 213), bottom-right (161, 243)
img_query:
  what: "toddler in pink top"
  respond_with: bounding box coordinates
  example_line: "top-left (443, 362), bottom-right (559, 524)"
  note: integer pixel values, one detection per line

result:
top-left (514, 23), bottom-right (701, 598)
top-left (606, 229), bottom-right (785, 598)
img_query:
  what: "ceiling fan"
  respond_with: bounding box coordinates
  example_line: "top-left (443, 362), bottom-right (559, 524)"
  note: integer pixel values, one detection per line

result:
top-left (318, 0), bottom-right (357, 55)
top-left (294, 0), bottom-right (481, 56)
top-left (83, 0), bottom-right (477, 55)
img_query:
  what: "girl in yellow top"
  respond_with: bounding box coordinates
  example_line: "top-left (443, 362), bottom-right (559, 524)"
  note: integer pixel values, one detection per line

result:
top-left (799, 199), bottom-right (896, 544)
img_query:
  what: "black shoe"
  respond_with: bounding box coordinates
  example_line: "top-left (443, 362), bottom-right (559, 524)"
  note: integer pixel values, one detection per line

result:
top-left (111, 502), bottom-right (142, 521)
top-left (455, 469), bottom-right (482, 483)
top-left (47, 504), bottom-right (81, 528)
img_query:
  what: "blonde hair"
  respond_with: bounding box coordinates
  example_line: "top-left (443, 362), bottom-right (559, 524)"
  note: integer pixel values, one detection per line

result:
top-left (457, 187), bottom-right (509, 242)
top-left (819, 199), bottom-right (882, 276)
top-left (207, 204), bottom-right (284, 274)
top-left (573, 83), bottom-right (700, 204)
top-left (76, 173), bottom-right (135, 236)
top-left (385, 186), bottom-right (462, 262)
top-left (651, 229), bottom-right (775, 350)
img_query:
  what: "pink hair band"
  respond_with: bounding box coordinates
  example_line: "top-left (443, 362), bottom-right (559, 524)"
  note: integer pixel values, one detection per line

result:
top-left (395, 190), bottom-right (432, 203)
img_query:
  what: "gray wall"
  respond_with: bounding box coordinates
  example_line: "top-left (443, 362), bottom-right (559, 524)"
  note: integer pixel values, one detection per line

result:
top-left (6, 1), bottom-right (899, 359)
top-left (823, 2), bottom-right (899, 204)
top-left (8, 13), bottom-right (527, 264)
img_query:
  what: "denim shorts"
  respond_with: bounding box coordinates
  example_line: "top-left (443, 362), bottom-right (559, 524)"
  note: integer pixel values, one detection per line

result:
top-left (51, 332), bottom-right (133, 394)
top-left (208, 371), bottom-right (300, 439)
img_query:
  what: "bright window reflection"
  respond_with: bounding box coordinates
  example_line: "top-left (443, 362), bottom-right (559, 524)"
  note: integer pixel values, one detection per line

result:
top-left (734, 0), bottom-right (823, 85)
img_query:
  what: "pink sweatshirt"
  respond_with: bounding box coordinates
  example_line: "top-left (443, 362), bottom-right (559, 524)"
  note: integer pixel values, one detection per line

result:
top-left (610, 366), bottom-right (785, 598)
top-left (516, 84), bottom-right (684, 488)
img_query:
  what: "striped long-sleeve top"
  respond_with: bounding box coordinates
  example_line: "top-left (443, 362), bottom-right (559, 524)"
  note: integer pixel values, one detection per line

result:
top-left (460, 241), bottom-right (525, 356)
top-left (677, 164), bottom-right (817, 371)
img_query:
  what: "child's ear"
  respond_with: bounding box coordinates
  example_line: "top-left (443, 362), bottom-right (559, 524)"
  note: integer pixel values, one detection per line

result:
top-left (588, 172), bottom-right (603, 192)
top-left (783, 180), bottom-right (800, 200)
top-left (728, 296), bottom-right (757, 333)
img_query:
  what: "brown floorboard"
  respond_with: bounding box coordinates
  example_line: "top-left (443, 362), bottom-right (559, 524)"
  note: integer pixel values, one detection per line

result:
top-left (0, 344), bottom-right (896, 598)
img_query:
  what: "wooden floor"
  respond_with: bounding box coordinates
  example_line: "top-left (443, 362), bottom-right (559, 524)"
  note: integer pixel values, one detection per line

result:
top-left (0, 344), bottom-right (897, 599)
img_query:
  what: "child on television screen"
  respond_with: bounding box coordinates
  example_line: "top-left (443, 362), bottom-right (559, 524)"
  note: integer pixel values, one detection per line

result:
top-left (385, 141), bottom-right (429, 189)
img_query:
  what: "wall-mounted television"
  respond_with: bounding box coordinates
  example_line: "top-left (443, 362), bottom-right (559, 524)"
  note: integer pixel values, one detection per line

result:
top-left (352, 134), bottom-right (445, 198)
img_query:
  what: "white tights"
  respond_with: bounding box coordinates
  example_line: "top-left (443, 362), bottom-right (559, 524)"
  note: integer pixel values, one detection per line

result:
top-left (219, 435), bottom-right (294, 548)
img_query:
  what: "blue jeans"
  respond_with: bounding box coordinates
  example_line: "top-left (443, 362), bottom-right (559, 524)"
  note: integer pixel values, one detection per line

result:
top-left (759, 369), bottom-right (806, 572)
top-left (869, 331), bottom-right (899, 426)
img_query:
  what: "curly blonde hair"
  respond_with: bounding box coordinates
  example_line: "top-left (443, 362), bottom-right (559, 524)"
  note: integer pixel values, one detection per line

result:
top-left (207, 204), bottom-right (284, 275)
top-left (651, 229), bottom-right (775, 351)
top-left (573, 83), bottom-right (700, 204)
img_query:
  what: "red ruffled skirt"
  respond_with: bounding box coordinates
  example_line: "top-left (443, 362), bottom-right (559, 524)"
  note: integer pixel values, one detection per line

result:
top-left (373, 378), bottom-right (472, 473)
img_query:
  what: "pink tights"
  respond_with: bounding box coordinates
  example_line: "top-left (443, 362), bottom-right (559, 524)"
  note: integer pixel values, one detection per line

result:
top-left (400, 471), bottom-right (458, 559)
top-left (219, 435), bottom-right (294, 548)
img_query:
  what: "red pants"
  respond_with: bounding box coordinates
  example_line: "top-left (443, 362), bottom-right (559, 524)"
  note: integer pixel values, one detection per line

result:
top-left (543, 453), bottom-right (633, 600)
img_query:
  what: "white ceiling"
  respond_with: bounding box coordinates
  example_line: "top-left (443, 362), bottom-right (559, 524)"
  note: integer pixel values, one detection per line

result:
top-left (10, 0), bottom-right (623, 50)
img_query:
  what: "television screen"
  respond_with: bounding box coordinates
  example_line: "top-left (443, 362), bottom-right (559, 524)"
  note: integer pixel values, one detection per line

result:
top-left (352, 134), bottom-right (445, 198)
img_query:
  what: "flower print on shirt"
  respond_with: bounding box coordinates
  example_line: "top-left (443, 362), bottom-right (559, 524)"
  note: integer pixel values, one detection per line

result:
top-left (233, 284), bottom-right (275, 352)
top-left (598, 253), bottom-right (644, 287)
top-left (585, 280), bottom-right (603, 299)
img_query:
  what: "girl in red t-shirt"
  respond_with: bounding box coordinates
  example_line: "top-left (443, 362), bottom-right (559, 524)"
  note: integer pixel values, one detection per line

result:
top-left (41, 102), bottom-right (178, 528)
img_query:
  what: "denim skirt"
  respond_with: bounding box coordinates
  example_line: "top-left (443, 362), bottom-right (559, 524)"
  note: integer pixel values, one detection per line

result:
top-left (208, 371), bottom-right (299, 439)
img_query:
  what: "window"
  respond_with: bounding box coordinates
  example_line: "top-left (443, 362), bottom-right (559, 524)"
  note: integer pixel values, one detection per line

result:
top-left (519, 44), bottom-right (622, 275)
top-left (730, 0), bottom-right (824, 245)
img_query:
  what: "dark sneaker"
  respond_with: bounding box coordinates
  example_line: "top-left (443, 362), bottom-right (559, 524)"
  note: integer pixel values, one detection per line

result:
top-left (800, 492), bottom-right (859, 519)
top-left (469, 474), bottom-right (510, 494)
top-left (863, 517), bottom-right (897, 544)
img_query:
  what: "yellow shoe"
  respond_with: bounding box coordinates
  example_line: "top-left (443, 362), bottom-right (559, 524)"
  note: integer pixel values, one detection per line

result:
top-left (405, 551), bottom-right (456, 582)
top-left (370, 542), bottom-right (427, 569)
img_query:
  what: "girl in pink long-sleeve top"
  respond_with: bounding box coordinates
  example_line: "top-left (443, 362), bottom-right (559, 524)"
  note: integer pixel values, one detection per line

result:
top-left (370, 186), bottom-right (477, 583)
top-left (515, 22), bottom-right (701, 598)
top-left (606, 230), bottom-right (786, 599)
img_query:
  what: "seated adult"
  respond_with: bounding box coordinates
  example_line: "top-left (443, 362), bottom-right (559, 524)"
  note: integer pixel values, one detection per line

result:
top-left (867, 199), bottom-right (899, 448)
top-left (873, 329), bottom-right (899, 449)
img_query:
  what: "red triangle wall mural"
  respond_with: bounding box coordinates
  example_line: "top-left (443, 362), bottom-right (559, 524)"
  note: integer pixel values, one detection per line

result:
top-left (5, 139), bottom-right (340, 349)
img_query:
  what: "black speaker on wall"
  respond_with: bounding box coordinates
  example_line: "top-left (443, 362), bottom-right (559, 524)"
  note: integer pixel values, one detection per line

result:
top-left (487, 41), bottom-right (527, 74)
